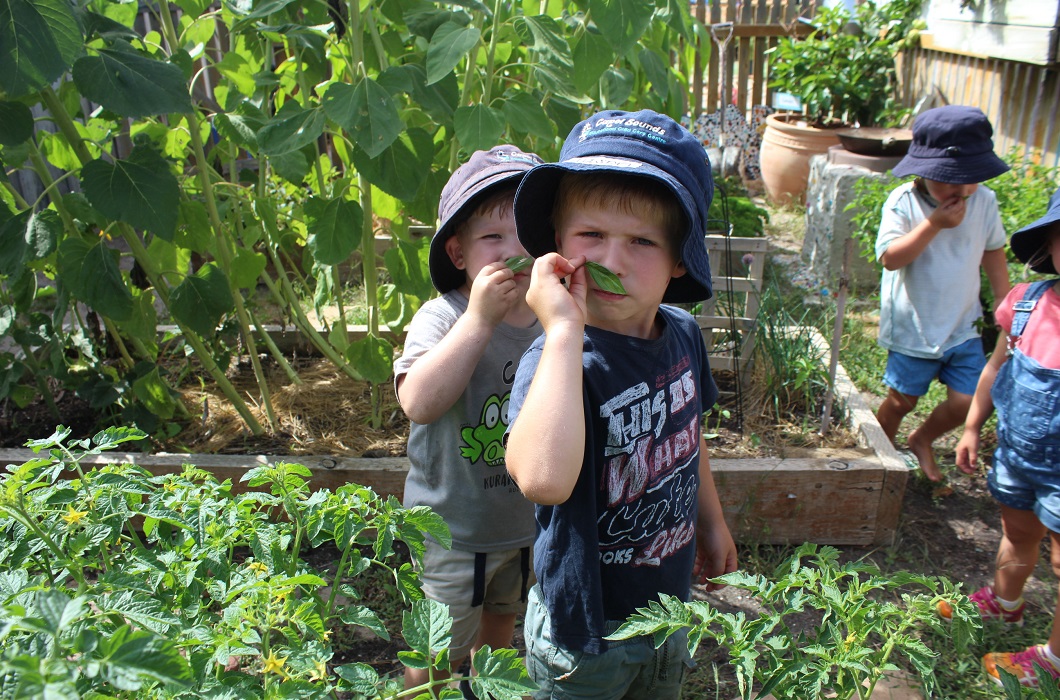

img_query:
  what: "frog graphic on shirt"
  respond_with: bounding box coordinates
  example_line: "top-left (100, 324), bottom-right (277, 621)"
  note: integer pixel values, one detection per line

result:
top-left (460, 393), bottom-right (510, 466)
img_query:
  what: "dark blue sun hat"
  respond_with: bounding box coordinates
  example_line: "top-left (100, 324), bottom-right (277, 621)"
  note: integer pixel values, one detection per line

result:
top-left (1010, 188), bottom-right (1060, 275)
top-left (891, 105), bottom-right (1009, 184)
top-left (513, 109), bottom-right (714, 303)
top-left (429, 145), bottom-right (544, 293)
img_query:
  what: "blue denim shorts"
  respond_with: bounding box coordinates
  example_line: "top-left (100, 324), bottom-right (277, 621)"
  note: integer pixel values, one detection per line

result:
top-left (523, 585), bottom-right (692, 700)
top-left (987, 452), bottom-right (1060, 533)
top-left (883, 337), bottom-right (985, 397)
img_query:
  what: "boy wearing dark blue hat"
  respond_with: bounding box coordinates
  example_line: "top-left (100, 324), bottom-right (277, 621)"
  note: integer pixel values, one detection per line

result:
top-left (874, 105), bottom-right (1012, 482)
top-left (506, 110), bottom-right (737, 699)
top-left (393, 145), bottom-right (543, 694)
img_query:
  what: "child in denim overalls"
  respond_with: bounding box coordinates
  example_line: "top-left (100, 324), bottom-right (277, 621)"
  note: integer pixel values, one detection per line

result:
top-left (950, 189), bottom-right (1060, 688)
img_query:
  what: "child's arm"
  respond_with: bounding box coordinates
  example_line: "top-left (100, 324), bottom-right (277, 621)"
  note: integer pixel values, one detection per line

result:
top-left (692, 441), bottom-right (737, 590)
top-left (397, 262), bottom-right (520, 425)
top-left (955, 332), bottom-right (1008, 474)
top-left (981, 247), bottom-right (1011, 313)
top-left (506, 252), bottom-right (588, 505)
top-left (879, 196), bottom-right (968, 270)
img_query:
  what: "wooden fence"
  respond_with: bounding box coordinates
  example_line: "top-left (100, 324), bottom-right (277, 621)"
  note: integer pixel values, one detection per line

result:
top-left (898, 45), bottom-right (1060, 168)
top-left (690, 0), bottom-right (818, 120)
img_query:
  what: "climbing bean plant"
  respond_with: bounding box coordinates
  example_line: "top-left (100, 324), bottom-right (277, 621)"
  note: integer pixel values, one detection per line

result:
top-left (0, 0), bottom-right (709, 435)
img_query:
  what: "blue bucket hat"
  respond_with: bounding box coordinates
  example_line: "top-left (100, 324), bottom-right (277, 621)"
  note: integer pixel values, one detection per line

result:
top-left (513, 109), bottom-right (714, 303)
top-left (891, 105), bottom-right (1009, 184)
top-left (429, 145), bottom-right (544, 293)
top-left (1010, 188), bottom-right (1060, 275)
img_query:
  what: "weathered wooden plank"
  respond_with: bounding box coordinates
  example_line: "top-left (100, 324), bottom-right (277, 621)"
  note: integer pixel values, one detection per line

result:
top-left (920, 24), bottom-right (1057, 65)
top-left (926, 0), bottom-right (1060, 28)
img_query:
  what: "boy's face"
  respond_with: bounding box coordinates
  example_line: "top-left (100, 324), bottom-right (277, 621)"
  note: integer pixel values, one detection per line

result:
top-left (445, 207), bottom-right (530, 292)
top-left (555, 201), bottom-right (685, 339)
top-left (923, 179), bottom-right (978, 204)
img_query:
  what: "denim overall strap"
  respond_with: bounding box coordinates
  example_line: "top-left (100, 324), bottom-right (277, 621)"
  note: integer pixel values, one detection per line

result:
top-left (1011, 279), bottom-right (1059, 339)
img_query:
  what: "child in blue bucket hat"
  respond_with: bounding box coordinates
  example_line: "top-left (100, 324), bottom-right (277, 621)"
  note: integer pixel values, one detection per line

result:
top-left (946, 189), bottom-right (1060, 689)
top-left (504, 109), bottom-right (737, 699)
top-left (874, 105), bottom-right (1012, 482)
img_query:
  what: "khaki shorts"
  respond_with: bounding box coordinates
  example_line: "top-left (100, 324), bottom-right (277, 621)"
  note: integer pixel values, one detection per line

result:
top-left (418, 540), bottom-right (534, 660)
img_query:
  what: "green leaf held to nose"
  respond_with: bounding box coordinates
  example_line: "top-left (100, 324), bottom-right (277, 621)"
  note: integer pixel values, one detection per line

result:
top-left (505, 255), bottom-right (532, 273)
top-left (585, 261), bottom-right (626, 295)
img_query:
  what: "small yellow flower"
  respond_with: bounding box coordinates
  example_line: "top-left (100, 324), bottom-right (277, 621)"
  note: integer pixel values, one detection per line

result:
top-left (248, 561), bottom-right (268, 577)
top-left (309, 658), bottom-right (328, 682)
top-left (272, 590), bottom-right (289, 604)
top-left (62, 505), bottom-right (89, 527)
top-left (261, 649), bottom-right (287, 676)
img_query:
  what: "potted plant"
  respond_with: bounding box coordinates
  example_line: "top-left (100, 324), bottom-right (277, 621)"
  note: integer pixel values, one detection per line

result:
top-left (760, 0), bottom-right (925, 203)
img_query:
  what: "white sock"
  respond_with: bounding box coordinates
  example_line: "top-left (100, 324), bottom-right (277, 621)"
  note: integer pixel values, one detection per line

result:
top-left (996, 594), bottom-right (1023, 610)
top-left (1041, 644), bottom-right (1060, 670)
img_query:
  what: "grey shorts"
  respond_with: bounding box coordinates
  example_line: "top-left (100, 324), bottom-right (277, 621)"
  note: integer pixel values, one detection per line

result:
top-left (523, 584), bottom-right (692, 700)
top-left (418, 540), bottom-right (533, 661)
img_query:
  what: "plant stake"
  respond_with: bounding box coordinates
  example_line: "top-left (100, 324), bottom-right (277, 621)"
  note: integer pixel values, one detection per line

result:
top-left (820, 237), bottom-right (851, 435)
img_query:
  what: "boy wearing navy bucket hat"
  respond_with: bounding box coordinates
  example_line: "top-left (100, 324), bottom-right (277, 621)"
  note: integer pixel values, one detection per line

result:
top-left (505, 110), bottom-right (737, 699)
top-left (874, 105), bottom-right (1012, 483)
top-left (393, 145), bottom-right (543, 695)
top-left (947, 190), bottom-right (1060, 688)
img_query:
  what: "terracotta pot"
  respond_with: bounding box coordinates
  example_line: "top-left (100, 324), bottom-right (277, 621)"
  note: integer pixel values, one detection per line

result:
top-left (760, 113), bottom-right (841, 205)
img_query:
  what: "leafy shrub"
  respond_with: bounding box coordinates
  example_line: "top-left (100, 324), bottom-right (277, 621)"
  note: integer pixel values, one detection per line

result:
top-left (608, 543), bottom-right (979, 700)
top-left (0, 426), bottom-right (534, 699)
top-left (709, 195), bottom-right (771, 238)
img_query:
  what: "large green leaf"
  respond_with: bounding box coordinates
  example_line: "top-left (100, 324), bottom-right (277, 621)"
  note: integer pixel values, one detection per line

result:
top-left (0, 209), bottom-right (60, 276)
top-left (257, 100), bottom-right (326, 156)
top-left (0, 0), bottom-right (83, 99)
top-left (454, 104), bottom-right (505, 153)
top-left (169, 263), bottom-right (234, 337)
top-left (572, 30), bottom-right (614, 95)
top-left (56, 238), bottom-right (133, 322)
top-left (426, 21), bottom-right (481, 86)
top-left (81, 146), bottom-right (180, 240)
top-left (96, 625), bottom-right (193, 690)
top-left (516, 15), bottom-right (583, 102)
top-left (346, 334), bottom-right (394, 385)
top-left (229, 246), bottom-right (266, 289)
top-left (132, 367), bottom-right (176, 420)
top-left (501, 91), bottom-right (555, 139)
top-left (323, 78), bottom-right (403, 159)
top-left (0, 101), bottom-right (34, 146)
top-left (349, 128), bottom-right (433, 201)
top-left (384, 238), bottom-right (433, 300)
top-left (389, 64), bottom-right (458, 126)
top-left (638, 48), bottom-right (670, 101)
top-left (304, 196), bottom-right (363, 266)
top-left (72, 40), bottom-right (193, 118)
top-left (589, 0), bottom-right (653, 56)
top-left (599, 66), bottom-right (634, 107)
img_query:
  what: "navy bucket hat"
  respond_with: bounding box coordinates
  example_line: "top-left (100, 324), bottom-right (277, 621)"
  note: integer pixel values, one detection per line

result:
top-left (513, 109), bottom-right (714, 303)
top-left (429, 145), bottom-right (543, 293)
top-left (1010, 188), bottom-right (1060, 275)
top-left (891, 105), bottom-right (1009, 184)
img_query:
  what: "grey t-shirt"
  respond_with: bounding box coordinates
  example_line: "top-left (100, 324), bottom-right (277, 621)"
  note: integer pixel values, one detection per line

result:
top-left (393, 291), bottom-right (540, 552)
top-left (875, 182), bottom-right (1006, 358)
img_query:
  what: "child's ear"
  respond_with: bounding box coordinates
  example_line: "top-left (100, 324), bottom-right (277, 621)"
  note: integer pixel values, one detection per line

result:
top-left (445, 235), bottom-right (466, 270)
top-left (671, 260), bottom-right (687, 279)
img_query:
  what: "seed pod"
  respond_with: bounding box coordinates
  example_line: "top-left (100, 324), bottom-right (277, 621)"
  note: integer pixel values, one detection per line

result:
top-left (584, 261), bottom-right (626, 295)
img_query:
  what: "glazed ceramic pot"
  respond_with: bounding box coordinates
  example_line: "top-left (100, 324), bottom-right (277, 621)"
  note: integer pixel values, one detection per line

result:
top-left (760, 113), bottom-right (841, 205)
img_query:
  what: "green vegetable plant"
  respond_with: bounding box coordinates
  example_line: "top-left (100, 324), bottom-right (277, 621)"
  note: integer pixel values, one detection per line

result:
top-left (607, 542), bottom-right (980, 700)
top-left (0, 425), bottom-right (535, 699)
top-left (0, 0), bottom-right (709, 436)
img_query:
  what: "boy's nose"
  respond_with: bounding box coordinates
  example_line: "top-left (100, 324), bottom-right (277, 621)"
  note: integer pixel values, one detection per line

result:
top-left (956, 184), bottom-right (977, 198)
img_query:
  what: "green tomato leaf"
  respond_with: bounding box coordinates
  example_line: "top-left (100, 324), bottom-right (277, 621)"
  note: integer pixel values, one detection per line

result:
top-left (425, 21), bottom-right (481, 86)
top-left (56, 238), bottom-right (133, 321)
top-left (72, 41), bottom-right (193, 118)
top-left (401, 599), bottom-right (453, 657)
top-left (339, 604), bottom-right (390, 641)
top-left (0, 101), bottom-right (34, 146)
top-left (504, 256), bottom-right (532, 273)
top-left (334, 662), bottom-right (380, 695)
top-left (304, 195), bottom-right (363, 266)
top-left (169, 262), bottom-right (233, 337)
top-left (345, 334), bottom-right (393, 385)
top-left (323, 78), bottom-right (403, 159)
top-left (81, 146), bottom-right (180, 241)
top-left (96, 624), bottom-right (193, 689)
top-left (0, 0), bottom-right (83, 99)
top-left (585, 261), bottom-right (626, 295)
top-left (454, 104), bottom-right (505, 153)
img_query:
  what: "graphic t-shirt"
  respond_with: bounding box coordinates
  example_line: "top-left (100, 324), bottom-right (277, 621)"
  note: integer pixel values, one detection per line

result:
top-left (508, 305), bottom-right (718, 653)
top-left (394, 291), bottom-right (541, 552)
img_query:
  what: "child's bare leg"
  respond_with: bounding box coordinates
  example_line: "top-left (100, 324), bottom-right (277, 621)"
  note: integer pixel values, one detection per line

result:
top-left (474, 610), bottom-right (517, 656)
top-left (993, 505), bottom-right (1047, 602)
top-left (1048, 531), bottom-right (1060, 657)
top-left (906, 387), bottom-right (972, 482)
top-left (876, 388), bottom-right (920, 444)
